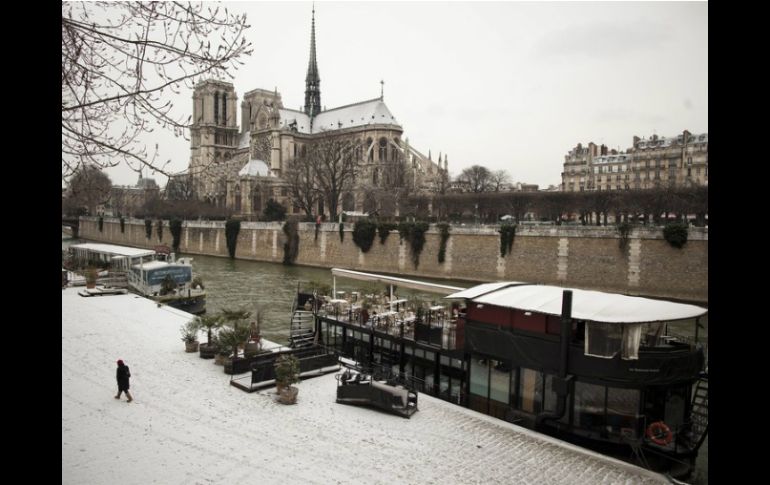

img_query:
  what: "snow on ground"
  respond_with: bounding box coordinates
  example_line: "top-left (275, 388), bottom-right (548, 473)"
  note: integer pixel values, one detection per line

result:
top-left (62, 288), bottom-right (668, 485)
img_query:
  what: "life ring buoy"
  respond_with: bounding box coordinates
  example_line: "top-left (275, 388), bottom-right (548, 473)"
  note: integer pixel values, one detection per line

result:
top-left (646, 421), bottom-right (673, 446)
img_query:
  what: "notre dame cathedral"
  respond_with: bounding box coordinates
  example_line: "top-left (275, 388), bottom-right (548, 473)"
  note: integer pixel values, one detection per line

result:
top-left (183, 7), bottom-right (448, 219)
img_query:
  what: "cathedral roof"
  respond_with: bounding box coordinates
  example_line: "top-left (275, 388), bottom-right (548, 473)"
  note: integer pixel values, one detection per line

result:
top-left (278, 98), bottom-right (400, 134)
top-left (238, 159), bottom-right (272, 177)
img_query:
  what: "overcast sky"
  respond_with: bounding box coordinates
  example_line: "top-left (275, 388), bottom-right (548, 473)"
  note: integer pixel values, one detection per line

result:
top-left (103, 1), bottom-right (708, 189)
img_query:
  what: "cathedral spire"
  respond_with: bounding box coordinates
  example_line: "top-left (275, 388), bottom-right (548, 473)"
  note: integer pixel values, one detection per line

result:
top-left (304, 5), bottom-right (321, 118)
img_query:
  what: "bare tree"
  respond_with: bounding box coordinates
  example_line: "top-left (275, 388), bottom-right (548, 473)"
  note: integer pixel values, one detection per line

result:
top-left (379, 151), bottom-right (414, 217)
top-left (165, 173), bottom-right (195, 201)
top-left (65, 165), bottom-right (113, 215)
top-left (309, 136), bottom-right (360, 220)
top-left (489, 169), bottom-right (511, 192)
top-left (284, 155), bottom-right (321, 218)
top-left (458, 165), bottom-right (492, 193)
top-left (61, 2), bottom-right (252, 182)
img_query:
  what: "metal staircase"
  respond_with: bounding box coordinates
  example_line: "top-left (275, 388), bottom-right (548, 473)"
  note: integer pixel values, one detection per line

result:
top-left (685, 375), bottom-right (708, 450)
top-left (289, 310), bottom-right (316, 349)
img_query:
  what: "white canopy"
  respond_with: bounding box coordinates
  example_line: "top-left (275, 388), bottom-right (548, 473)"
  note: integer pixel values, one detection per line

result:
top-left (331, 268), bottom-right (464, 295)
top-left (448, 283), bottom-right (707, 324)
top-left (70, 243), bottom-right (156, 258)
top-left (444, 282), bottom-right (525, 300)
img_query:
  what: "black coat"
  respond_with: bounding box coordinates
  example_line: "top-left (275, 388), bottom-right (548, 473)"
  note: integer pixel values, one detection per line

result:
top-left (116, 364), bottom-right (130, 390)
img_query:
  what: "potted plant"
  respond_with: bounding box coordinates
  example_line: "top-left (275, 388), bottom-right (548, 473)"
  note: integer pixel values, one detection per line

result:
top-left (197, 314), bottom-right (223, 359)
top-left (274, 354), bottom-right (301, 404)
top-left (244, 308), bottom-right (264, 357)
top-left (180, 320), bottom-right (199, 352)
top-left (217, 323), bottom-right (251, 374)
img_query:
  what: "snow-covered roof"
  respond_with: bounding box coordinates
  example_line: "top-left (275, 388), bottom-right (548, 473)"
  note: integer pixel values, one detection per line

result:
top-left (132, 260), bottom-right (169, 270)
top-left (463, 284), bottom-right (707, 324)
top-left (444, 282), bottom-right (526, 300)
top-left (278, 99), bottom-right (400, 134)
top-left (70, 243), bottom-right (156, 258)
top-left (238, 159), bottom-right (272, 177)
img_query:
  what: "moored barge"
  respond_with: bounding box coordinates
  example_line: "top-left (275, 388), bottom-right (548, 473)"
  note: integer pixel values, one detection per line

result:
top-left (304, 268), bottom-right (708, 478)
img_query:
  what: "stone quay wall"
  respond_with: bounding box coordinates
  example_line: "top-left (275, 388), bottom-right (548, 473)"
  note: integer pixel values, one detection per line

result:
top-left (78, 218), bottom-right (708, 303)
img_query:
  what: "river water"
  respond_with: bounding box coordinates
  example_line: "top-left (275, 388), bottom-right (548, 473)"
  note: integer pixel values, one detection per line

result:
top-left (62, 234), bottom-right (707, 483)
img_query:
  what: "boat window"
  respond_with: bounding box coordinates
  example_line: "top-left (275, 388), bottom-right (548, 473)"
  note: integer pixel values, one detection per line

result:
top-left (543, 374), bottom-right (558, 413)
top-left (642, 322), bottom-right (665, 347)
top-left (664, 386), bottom-right (688, 429)
top-left (607, 388), bottom-right (641, 437)
top-left (574, 381), bottom-right (606, 433)
top-left (584, 322), bottom-right (622, 358)
top-left (517, 367), bottom-right (543, 414)
top-left (489, 360), bottom-right (510, 404)
top-left (470, 358), bottom-right (489, 398)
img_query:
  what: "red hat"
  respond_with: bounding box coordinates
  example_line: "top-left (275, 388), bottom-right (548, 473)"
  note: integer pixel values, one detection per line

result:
top-left (117, 359), bottom-right (124, 365)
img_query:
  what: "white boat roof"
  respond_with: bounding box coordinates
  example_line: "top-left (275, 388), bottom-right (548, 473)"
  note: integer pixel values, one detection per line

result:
top-left (452, 283), bottom-right (707, 324)
top-left (331, 268), bottom-right (464, 295)
top-left (444, 281), bottom-right (526, 299)
top-left (70, 243), bottom-right (156, 258)
top-left (133, 261), bottom-right (170, 270)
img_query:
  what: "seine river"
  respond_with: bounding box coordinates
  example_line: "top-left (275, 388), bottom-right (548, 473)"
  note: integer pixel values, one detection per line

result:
top-left (62, 234), bottom-right (706, 483)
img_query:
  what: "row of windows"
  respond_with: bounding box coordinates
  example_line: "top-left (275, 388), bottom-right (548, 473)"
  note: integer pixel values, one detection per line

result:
top-left (468, 360), bottom-right (648, 437)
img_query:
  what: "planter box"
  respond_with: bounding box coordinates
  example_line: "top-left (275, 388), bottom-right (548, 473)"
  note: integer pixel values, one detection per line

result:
top-left (185, 341), bottom-right (200, 353)
top-left (278, 386), bottom-right (298, 405)
top-left (199, 343), bottom-right (217, 359)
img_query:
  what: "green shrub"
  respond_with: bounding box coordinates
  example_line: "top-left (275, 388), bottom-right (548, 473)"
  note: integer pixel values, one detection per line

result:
top-left (377, 222), bottom-right (397, 244)
top-left (144, 219), bottom-right (152, 239)
top-left (352, 220), bottom-right (377, 253)
top-left (156, 219), bottom-right (163, 241)
top-left (98, 216), bottom-right (103, 232)
top-left (274, 354), bottom-right (301, 387)
top-left (283, 220), bottom-right (299, 265)
top-left (225, 219), bottom-right (241, 258)
top-left (663, 223), bottom-right (688, 248)
top-left (119, 217), bottom-right (125, 234)
top-left (616, 221), bottom-right (632, 251)
top-left (263, 199), bottom-right (286, 221)
top-left (170, 218), bottom-right (183, 253)
top-left (397, 221), bottom-right (429, 268)
top-left (437, 223), bottom-right (451, 263)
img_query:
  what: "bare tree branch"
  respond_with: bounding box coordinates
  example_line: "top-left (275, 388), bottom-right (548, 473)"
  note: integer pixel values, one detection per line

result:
top-left (61, 1), bottom-right (252, 182)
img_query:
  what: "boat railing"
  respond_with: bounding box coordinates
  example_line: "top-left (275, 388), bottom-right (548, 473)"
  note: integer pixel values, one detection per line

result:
top-left (323, 306), bottom-right (458, 350)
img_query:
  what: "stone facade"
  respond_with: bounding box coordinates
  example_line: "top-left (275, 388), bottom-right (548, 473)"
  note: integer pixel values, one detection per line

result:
top-left (80, 217), bottom-right (708, 303)
top-left (562, 130), bottom-right (708, 192)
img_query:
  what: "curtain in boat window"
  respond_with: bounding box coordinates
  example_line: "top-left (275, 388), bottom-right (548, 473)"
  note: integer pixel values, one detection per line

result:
top-left (621, 324), bottom-right (642, 360)
top-left (585, 322), bottom-right (622, 358)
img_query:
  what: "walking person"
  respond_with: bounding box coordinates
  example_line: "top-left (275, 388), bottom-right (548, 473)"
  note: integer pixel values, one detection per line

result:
top-left (114, 359), bottom-right (133, 402)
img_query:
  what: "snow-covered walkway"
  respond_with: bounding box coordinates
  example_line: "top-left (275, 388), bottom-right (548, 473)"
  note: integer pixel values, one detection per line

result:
top-left (62, 288), bottom-right (667, 484)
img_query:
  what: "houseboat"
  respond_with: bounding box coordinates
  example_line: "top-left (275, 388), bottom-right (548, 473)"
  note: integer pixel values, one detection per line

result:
top-left (305, 268), bottom-right (708, 478)
top-left (67, 243), bottom-right (206, 314)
